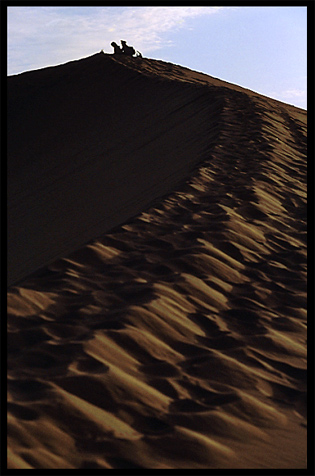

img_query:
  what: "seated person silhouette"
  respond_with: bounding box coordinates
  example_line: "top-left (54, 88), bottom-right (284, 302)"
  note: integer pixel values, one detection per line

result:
top-left (111, 40), bottom-right (142, 57)
top-left (111, 41), bottom-right (123, 54)
top-left (121, 40), bottom-right (136, 56)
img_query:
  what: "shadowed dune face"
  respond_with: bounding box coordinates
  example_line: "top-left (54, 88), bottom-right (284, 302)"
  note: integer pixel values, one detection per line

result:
top-left (8, 53), bottom-right (224, 286)
top-left (7, 53), bottom-right (307, 469)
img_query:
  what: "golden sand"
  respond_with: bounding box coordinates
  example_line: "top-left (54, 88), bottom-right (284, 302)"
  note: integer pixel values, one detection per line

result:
top-left (7, 53), bottom-right (307, 469)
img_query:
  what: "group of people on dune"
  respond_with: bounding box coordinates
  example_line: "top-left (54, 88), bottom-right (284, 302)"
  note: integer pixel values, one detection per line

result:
top-left (111, 40), bottom-right (142, 57)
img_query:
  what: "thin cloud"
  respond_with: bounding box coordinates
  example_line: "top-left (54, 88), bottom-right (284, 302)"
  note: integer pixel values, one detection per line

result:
top-left (281, 89), bottom-right (307, 109)
top-left (281, 89), bottom-right (306, 99)
top-left (267, 88), bottom-right (307, 109)
top-left (8, 6), bottom-right (226, 74)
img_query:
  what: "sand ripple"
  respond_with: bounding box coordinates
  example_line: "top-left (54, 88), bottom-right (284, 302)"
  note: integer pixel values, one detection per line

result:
top-left (7, 54), bottom-right (307, 469)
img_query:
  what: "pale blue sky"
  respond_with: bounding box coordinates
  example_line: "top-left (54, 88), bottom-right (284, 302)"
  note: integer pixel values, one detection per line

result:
top-left (7, 6), bottom-right (307, 109)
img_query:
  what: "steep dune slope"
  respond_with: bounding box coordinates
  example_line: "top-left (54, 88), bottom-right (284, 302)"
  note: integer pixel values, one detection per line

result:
top-left (7, 53), bottom-right (307, 469)
top-left (8, 53), bottom-right (223, 286)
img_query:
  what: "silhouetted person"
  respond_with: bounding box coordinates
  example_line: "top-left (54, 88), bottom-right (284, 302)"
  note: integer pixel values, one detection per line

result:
top-left (121, 40), bottom-right (136, 56)
top-left (111, 40), bottom-right (142, 57)
top-left (111, 41), bottom-right (123, 54)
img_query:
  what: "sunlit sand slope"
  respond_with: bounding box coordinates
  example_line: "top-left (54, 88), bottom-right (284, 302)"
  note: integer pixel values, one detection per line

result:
top-left (7, 53), bottom-right (307, 469)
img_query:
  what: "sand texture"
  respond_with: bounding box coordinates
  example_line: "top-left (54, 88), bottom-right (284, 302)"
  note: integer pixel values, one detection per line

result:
top-left (7, 53), bottom-right (307, 469)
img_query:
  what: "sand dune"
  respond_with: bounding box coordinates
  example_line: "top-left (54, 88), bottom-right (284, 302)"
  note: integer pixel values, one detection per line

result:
top-left (7, 53), bottom-right (307, 469)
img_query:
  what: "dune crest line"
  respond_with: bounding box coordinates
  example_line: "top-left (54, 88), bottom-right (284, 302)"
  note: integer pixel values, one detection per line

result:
top-left (8, 53), bottom-right (224, 286)
top-left (8, 53), bottom-right (306, 469)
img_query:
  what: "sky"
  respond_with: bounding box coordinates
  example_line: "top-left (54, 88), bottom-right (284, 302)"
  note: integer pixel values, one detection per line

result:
top-left (7, 6), bottom-right (307, 109)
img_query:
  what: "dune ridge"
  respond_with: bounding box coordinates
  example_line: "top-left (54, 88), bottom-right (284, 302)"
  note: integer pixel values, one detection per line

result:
top-left (8, 53), bottom-right (224, 286)
top-left (7, 53), bottom-right (307, 469)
